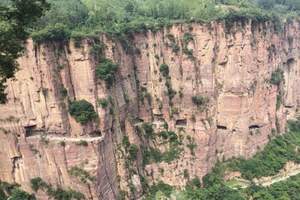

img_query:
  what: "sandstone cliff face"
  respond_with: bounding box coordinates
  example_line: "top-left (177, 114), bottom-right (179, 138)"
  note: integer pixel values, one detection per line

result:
top-left (0, 20), bottom-right (300, 199)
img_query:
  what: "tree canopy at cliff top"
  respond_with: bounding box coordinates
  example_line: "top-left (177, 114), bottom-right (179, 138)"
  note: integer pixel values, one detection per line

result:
top-left (31, 0), bottom-right (300, 39)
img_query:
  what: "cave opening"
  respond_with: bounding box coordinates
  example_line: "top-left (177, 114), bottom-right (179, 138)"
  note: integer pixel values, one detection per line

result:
top-left (217, 125), bottom-right (227, 130)
top-left (249, 125), bottom-right (260, 130)
top-left (175, 119), bottom-right (187, 126)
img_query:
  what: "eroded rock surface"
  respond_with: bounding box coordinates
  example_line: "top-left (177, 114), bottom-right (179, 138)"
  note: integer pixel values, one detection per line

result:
top-left (1, 21), bottom-right (300, 199)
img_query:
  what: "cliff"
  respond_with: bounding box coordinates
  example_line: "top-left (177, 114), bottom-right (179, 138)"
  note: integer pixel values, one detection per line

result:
top-left (0, 20), bottom-right (300, 199)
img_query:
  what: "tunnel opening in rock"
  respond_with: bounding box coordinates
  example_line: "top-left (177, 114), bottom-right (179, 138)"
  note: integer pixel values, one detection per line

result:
top-left (287, 58), bottom-right (295, 65)
top-left (90, 130), bottom-right (102, 137)
top-left (217, 125), bottom-right (227, 130)
top-left (175, 119), bottom-right (187, 126)
top-left (249, 125), bottom-right (260, 130)
top-left (285, 105), bottom-right (293, 108)
top-left (24, 125), bottom-right (37, 137)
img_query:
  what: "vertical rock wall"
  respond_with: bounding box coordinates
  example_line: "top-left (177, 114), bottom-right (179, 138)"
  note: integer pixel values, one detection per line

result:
top-left (0, 20), bottom-right (300, 199)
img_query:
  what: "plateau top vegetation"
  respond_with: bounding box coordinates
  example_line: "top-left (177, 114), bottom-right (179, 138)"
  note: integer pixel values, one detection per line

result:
top-left (11, 0), bottom-right (300, 42)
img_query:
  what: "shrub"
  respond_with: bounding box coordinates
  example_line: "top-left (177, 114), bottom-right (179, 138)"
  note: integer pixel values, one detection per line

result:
top-left (96, 59), bottom-right (118, 86)
top-left (270, 69), bottom-right (284, 86)
top-left (186, 137), bottom-right (197, 156)
top-left (69, 100), bottom-right (98, 124)
top-left (159, 64), bottom-right (169, 77)
top-left (71, 31), bottom-right (85, 48)
top-left (128, 144), bottom-right (139, 160)
top-left (60, 87), bottom-right (68, 98)
top-left (30, 177), bottom-right (84, 200)
top-left (31, 23), bottom-right (71, 43)
top-left (90, 42), bottom-right (106, 57)
top-left (76, 140), bottom-right (88, 146)
top-left (142, 123), bottom-right (155, 139)
top-left (147, 181), bottom-right (174, 199)
top-left (48, 187), bottom-right (84, 200)
top-left (68, 166), bottom-right (95, 184)
top-left (183, 33), bottom-right (193, 45)
top-left (192, 95), bottom-right (209, 108)
top-left (9, 188), bottom-right (36, 200)
top-left (30, 177), bottom-right (47, 192)
top-left (122, 136), bottom-right (130, 149)
top-left (97, 98), bottom-right (109, 108)
top-left (276, 93), bottom-right (282, 110)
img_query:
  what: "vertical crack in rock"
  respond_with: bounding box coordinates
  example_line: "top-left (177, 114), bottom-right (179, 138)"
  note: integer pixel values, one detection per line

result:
top-left (11, 156), bottom-right (22, 183)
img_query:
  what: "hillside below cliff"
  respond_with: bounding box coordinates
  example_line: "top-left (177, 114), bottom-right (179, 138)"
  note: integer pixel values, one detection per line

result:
top-left (0, 20), bottom-right (300, 199)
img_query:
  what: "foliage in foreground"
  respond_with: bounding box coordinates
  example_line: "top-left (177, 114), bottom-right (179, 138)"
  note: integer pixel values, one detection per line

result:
top-left (30, 177), bottom-right (84, 200)
top-left (145, 119), bottom-right (300, 199)
top-left (0, 181), bottom-right (36, 200)
top-left (0, 0), bottom-right (49, 103)
top-left (228, 120), bottom-right (300, 179)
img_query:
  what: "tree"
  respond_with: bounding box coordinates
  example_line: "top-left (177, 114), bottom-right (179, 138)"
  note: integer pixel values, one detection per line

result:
top-left (0, 0), bottom-right (49, 103)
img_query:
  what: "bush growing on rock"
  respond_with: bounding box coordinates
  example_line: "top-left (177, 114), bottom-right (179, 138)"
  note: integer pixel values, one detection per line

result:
top-left (30, 177), bottom-right (84, 200)
top-left (96, 59), bottom-right (118, 86)
top-left (159, 64), bottom-right (169, 77)
top-left (69, 100), bottom-right (98, 124)
top-left (192, 95), bottom-right (209, 108)
top-left (128, 144), bottom-right (139, 160)
top-left (270, 68), bottom-right (284, 86)
top-left (97, 98), bottom-right (109, 108)
top-left (68, 166), bottom-right (95, 183)
top-left (31, 23), bottom-right (71, 43)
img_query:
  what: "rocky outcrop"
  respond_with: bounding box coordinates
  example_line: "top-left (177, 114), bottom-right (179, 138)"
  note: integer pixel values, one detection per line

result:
top-left (0, 20), bottom-right (300, 199)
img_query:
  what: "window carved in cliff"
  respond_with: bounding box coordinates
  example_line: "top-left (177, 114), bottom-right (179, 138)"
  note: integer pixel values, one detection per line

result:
top-left (175, 119), bottom-right (187, 127)
top-left (217, 125), bottom-right (227, 130)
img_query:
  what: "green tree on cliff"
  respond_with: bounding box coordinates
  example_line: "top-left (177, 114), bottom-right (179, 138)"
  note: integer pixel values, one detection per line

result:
top-left (0, 0), bottom-right (49, 103)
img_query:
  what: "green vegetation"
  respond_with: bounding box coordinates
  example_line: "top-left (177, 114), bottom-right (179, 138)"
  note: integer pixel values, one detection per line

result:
top-left (143, 130), bottom-right (183, 164)
top-left (159, 64), bottom-right (169, 77)
top-left (159, 63), bottom-right (176, 102)
top-left (76, 140), bottom-right (88, 146)
top-left (146, 181), bottom-right (173, 200)
top-left (245, 173), bottom-right (300, 200)
top-left (68, 166), bottom-right (95, 184)
top-left (141, 123), bottom-right (155, 139)
top-left (31, 23), bottom-right (71, 43)
top-left (166, 34), bottom-right (180, 53)
top-left (60, 87), bottom-right (68, 98)
top-left (183, 33), bottom-right (194, 44)
top-left (182, 32), bottom-right (195, 58)
top-left (30, 177), bottom-right (84, 200)
top-left (0, 181), bottom-right (36, 200)
top-left (69, 100), bottom-right (98, 124)
top-left (96, 58), bottom-right (118, 86)
top-left (30, 0), bottom-right (300, 44)
top-left (228, 119), bottom-right (300, 180)
top-left (276, 92), bottom-right (283, 110)
top-left (270, 68), bottom-right (284, 86)
top-left (192, 95), bottom-right (209, 110)
top-left (139, 87), bottom-right (152, 104)
top-left (145, 118), bottom-right (300, 199)
top-left (186, 136), bottom-right (197, 156)
top-left (0, 0), bottom-right (49, 103)
top-left (128, 144), bottom-right (139, 160)
top-left (97, 98), bottom-right (109, 108)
